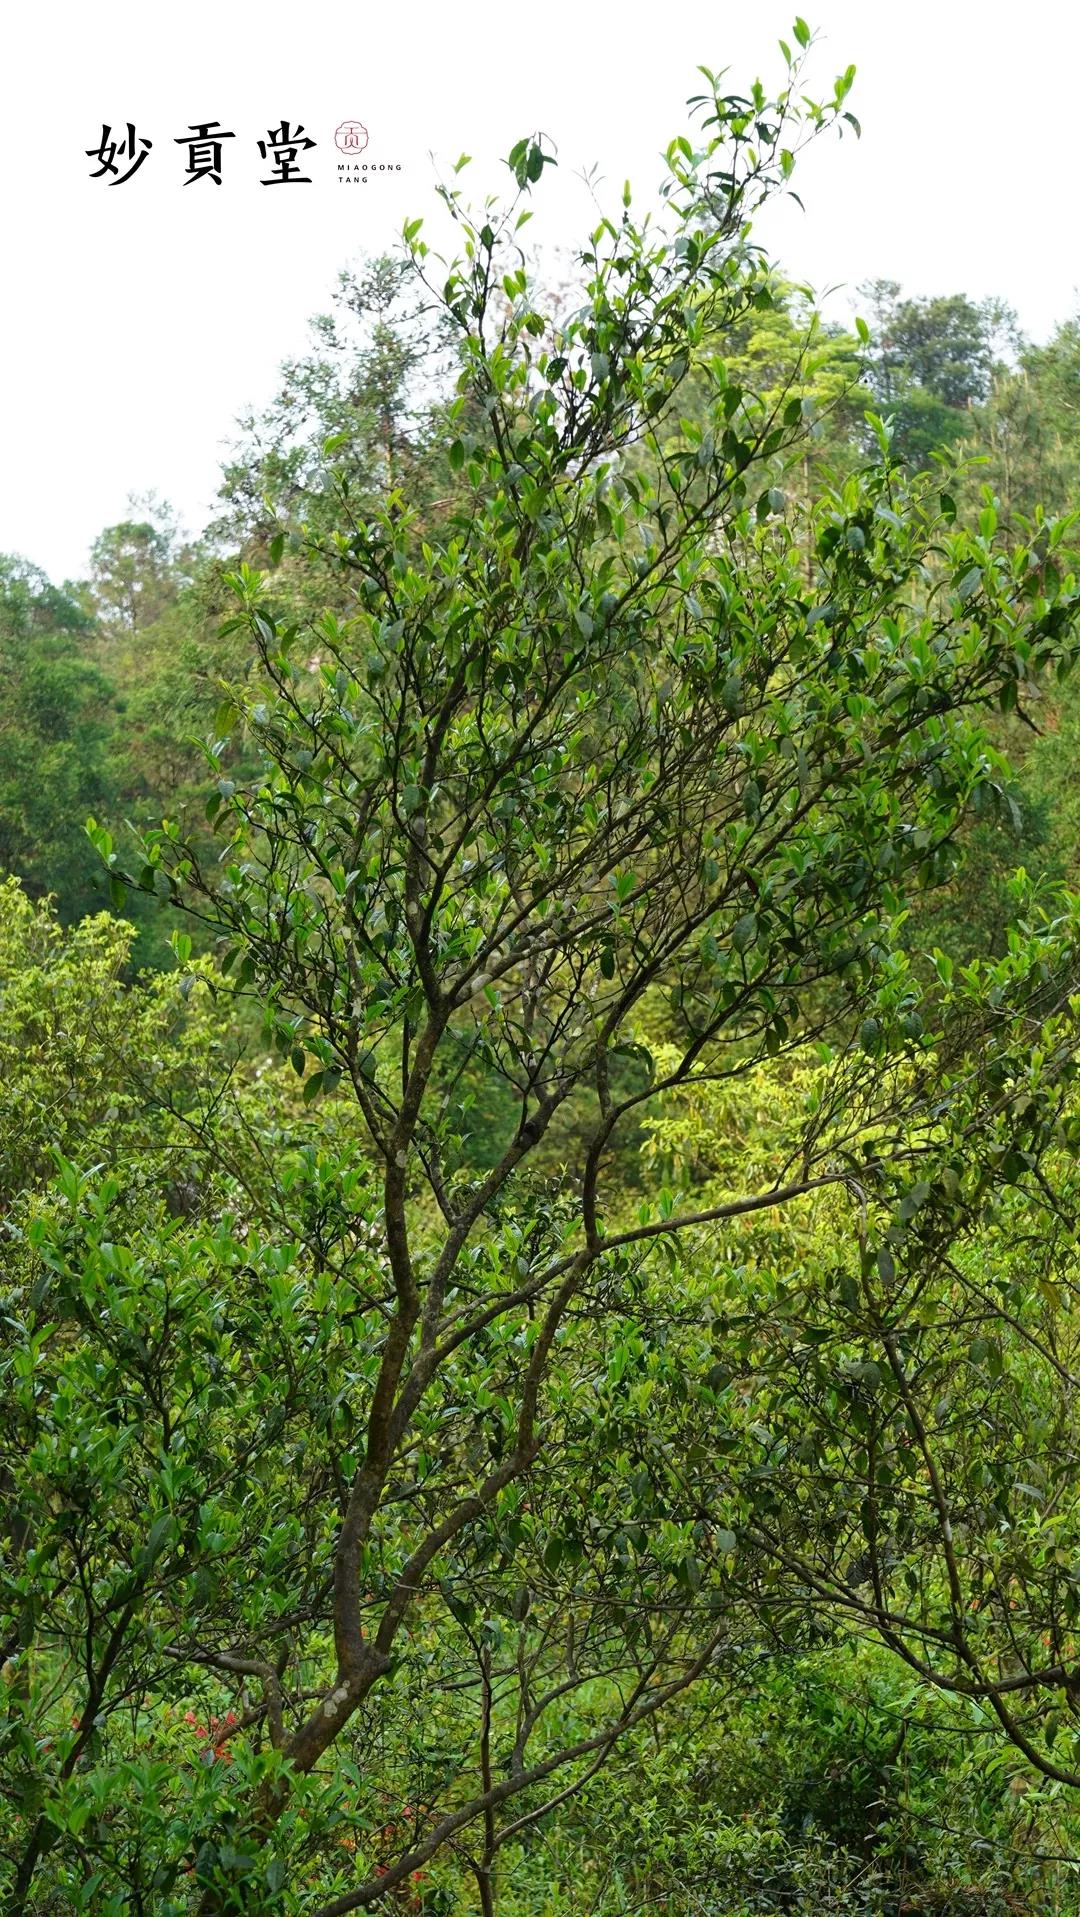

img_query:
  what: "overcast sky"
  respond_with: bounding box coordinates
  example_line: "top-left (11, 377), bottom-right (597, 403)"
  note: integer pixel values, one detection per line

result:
top-left (3, 0), bottom-right (1074, 582)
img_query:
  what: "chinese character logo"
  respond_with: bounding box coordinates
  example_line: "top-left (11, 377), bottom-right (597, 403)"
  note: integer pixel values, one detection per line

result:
top-left (174, 121), bottom-right (235, 185)
top-left (258, 121), bottom-right (315, 185)
top-left (86, 123), bottom-right (152, 185)
top-left (335, 121), bottom-right (368, 154)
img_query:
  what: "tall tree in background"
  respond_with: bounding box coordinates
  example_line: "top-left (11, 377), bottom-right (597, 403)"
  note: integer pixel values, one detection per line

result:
top-left (974, 314), bottom-right (1080, 528)
top-left (860, 279), bottom-right (1019, 467)
top-left (216, 257), bottom-right (455, 572)
top-left (86, 497), bottom-right (183, 641)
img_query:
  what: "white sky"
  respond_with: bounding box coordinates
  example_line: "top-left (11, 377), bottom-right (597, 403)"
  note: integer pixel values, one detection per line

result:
top-left (3, 0), bottom-right (1074, 583)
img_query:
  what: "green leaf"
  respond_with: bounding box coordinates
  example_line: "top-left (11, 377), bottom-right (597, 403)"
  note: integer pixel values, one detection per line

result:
top-left (731, 913), bottom-right (756, 954)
